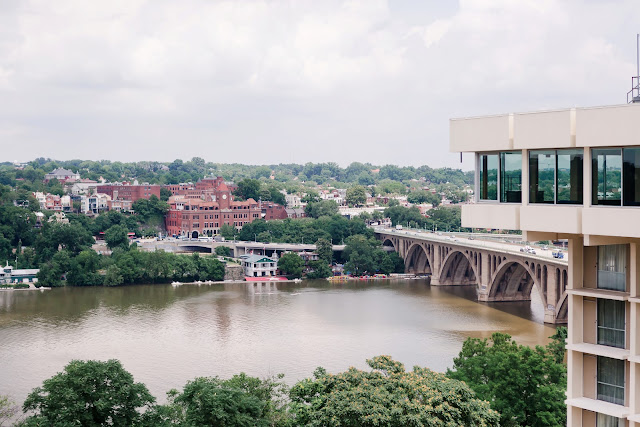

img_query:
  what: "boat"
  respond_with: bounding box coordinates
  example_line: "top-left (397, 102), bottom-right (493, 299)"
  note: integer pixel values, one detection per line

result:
top-left (171, 281), bottom-right (182, 286)
top-left (293, 278), bottom-right (302, 283)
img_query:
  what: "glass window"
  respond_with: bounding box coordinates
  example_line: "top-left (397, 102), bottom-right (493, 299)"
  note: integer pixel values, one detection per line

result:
top-left (597, 413), bottom-right (625, 427)
top-left (529, 151), bottom-right (555, 203)
top-left (479, 154), bottom-right (498, 201)
top-left (597, 356), bottom-right (625, 405)
top-left (623, 147), bottom-right (640, 206)
top-left (597, 245), bottom-right (627, 292)
top-left (500, 152), bottom-right (522, 203)
top-left (593, 149), bottom-right (622, 206)
top-left (597, 299), bottom-right (625, 348)
top-left (556, 149), bottom-right (583, 204)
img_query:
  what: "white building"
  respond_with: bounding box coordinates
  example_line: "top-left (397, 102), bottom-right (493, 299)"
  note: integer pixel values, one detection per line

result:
top-left (450, 102), bottom-right (640, 427)
top-left (239, 254), bottom-right (278, 278)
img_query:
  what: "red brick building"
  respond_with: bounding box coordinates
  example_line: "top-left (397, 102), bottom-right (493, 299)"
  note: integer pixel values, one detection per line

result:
top-left (96, 183), bottom-right (161, 203)
top-left (262, 203), bottom-right (288, 220)
top-left (164, 177), bottom-right (237, 201)
top-left (165, 181), bottom-right (260, 238)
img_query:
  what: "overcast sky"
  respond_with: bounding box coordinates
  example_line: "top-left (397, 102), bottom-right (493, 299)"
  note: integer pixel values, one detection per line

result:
top-left (1, 0), bottom-right (639, 169)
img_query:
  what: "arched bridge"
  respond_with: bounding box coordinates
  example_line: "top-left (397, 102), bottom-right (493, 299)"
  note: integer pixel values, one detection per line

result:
top-left (375, 229), bottom-right (568, 324)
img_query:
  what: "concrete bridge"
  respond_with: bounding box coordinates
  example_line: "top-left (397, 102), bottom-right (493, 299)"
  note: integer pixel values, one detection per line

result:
top-left (375, 228), bottom-right (568, 324)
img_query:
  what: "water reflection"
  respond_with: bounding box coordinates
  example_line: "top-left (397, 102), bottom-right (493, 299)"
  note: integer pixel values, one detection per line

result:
top-left (0, 279), bottom-right (556, 408)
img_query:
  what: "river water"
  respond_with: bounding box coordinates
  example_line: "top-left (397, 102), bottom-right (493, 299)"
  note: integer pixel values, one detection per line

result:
top-left (0, 279), bottom-right (556, 406)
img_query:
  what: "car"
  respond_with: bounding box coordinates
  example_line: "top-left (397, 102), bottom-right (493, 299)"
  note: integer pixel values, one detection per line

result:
top-left (467, 236), bottom-right (474, 240)
top-left (552, 251), bottom-right (564, 259)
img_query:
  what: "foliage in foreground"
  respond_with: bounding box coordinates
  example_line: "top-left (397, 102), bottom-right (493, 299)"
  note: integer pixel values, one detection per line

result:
top-left (18, 356), bottom-right (501, 427)
top-left (288, 355), bottom-right (499, 427)
top-left (447, 328), bottom-right (567, 427)
top-left (21, 360), bottom-right (155, 426)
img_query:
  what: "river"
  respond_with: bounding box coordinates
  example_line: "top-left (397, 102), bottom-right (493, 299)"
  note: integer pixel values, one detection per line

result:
top-left (0, 279), bottom-right (556, 406)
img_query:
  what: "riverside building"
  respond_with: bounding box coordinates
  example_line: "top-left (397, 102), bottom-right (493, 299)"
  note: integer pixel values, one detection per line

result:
top-left (450, 102), bottom-right (640, 426)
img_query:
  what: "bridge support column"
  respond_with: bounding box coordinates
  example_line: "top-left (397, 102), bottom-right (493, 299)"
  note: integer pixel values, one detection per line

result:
top-left (544, 267), bottom-right (559, 324)
top-left (477, 253), bottom-right (491, 301)
top-left (430, 245), bottom-right (442, 285)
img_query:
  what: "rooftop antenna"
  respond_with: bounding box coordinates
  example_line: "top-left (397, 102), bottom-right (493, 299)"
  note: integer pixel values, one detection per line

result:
top-left (629, 33), bottom-right (640, 103)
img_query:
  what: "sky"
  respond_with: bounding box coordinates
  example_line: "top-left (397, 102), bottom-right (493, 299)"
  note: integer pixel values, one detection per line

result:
top-left (0, 0), bottom-right (639, 170)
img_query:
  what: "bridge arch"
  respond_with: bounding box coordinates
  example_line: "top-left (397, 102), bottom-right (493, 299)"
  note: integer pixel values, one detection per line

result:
top-left (382, 238), bottom-right (396, 252)
top-left (439, 250), bottom-right (478, 286)
top-left (404, 243), bottom-right (432, 275)
top-left (487, 259), bottom-right (541, 302)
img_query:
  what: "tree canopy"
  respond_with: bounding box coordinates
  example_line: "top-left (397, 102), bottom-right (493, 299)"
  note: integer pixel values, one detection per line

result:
top-left (288, 355), bottom-right (500, 427)
top-left (22, 359), bottom-right (155, 426)
top-left (447, 329), bottom-right (567, 427)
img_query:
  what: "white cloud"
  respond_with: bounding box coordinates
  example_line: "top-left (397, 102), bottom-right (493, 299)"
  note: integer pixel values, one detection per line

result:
top-left (0, 0), bottom-right (639, 167)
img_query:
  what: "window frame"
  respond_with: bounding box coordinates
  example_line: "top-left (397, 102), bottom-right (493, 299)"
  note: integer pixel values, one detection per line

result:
top-left (596, 298), bottom-right (626, 349)
top-left (476, 151), bottom-right (521, 204)
top-left (529, 148), bottom-right (584, 205)
top-left (596, 356), bottom-right (625, 406)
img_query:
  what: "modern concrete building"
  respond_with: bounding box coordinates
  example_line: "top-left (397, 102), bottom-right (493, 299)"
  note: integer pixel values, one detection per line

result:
top-left (450, 103), bottom-right (640, 426)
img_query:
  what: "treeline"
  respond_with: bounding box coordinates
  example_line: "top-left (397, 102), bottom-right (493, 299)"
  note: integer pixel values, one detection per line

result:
top-left (0, 158), bottom-right (472, 192)
top-left (3, 329), bottom-right (566, 426)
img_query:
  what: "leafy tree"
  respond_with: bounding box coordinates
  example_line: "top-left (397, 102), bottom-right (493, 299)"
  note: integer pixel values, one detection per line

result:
top-left (105, 224), bottom-right (130, 250)
top-left (288, 355), bottom-right (499, 427)
top-left (151, 374), bottom-right (287, 426)
top-left (234, 178), bottom-right (261, 201)
top-left (304, 200), bottom-right (338, 219)
top-left (215, 246), bottom-right (231, 256)
top-left (160, 187), bottom-right (173, 201)
top-left (346, 185), bottom-right (367, 206)
top-left (278, 252), bottom-right (304, 278)
top-left (301, 189), bottom-right (320, 204)
top-left (219, 224), bottom-right (236, 240)
top-left (447, 331), bottom-right (567, 427)
top-left (407, 190), bottom-right (441, 207)
top-left (22, 359), bottom-right (154, 426)
top-left (315, 237), bottom-right (333, 264)
top-left (104, 264), bottom-right (124, 286)
top-left (0, 394), bottom-right (19, 426)
top-left (306, 260), bottom-right (332, 279)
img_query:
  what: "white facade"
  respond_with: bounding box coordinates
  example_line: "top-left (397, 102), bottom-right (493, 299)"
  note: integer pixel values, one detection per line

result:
top-left (451, 103), bottom-right (640, 427)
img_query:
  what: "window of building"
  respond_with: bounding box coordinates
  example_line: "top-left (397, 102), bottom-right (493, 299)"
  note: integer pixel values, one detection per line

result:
top-left (556, 149), bottom-right (583, 204)
top-left (479, 154), bottom-right (498, 201)
top-left (597, 245), bottom-right (627, 292)
top-left (529, 150), bottom-right (555, 203)
top-left (597, 356), bottom-right (624, 405)
top-left (597, 299), bottom-right (625, 348)
top-left (592, 149), bottom-right (622, 206)
top-left (529, 149), bottom-right (584, 204)
top-left (623, 147), bottom-right (640, 206)
top-left (596, 413), bottom-right (624, 427)
top-left (500, 151), bottom-right (521, 203)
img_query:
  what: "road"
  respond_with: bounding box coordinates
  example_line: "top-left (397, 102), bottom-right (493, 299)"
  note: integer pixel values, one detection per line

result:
top-left (375, 227), bottom-right (568, 264)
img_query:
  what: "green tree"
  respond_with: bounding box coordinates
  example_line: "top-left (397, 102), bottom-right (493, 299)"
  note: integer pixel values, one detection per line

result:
top-left (315, 237), bottom-right (333, 264)
top-left (219, 224), bottom-right (236, 240)
top-left (289, 355), bottom-right (499, 427)
top-left (105, 224), bottom-right (130, 250)
top-left (447, 331), bottom-right (566, 427)
top-left (278, 252), bottom-right (304, 278)
top-left (346, 185), bottom-right (367, 206)
top-left (234, 178), bottom-right (261, 201)
top-left (306, 260), bottom-right (332, 279)
top-left (22, 359), bottom-right (154, 426)
top-left (0, 395), bottom-right (19, 426)
top-left (151, 374), bottom-right (287, 427)
top-left (304, 200), bottom-right (338, 219)
top-left (215, 246), bottom-right (231, 256)
top-left (104, 264), bottom-right (124, 286)
top-left (160, 187), bottom-right (173, 201)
